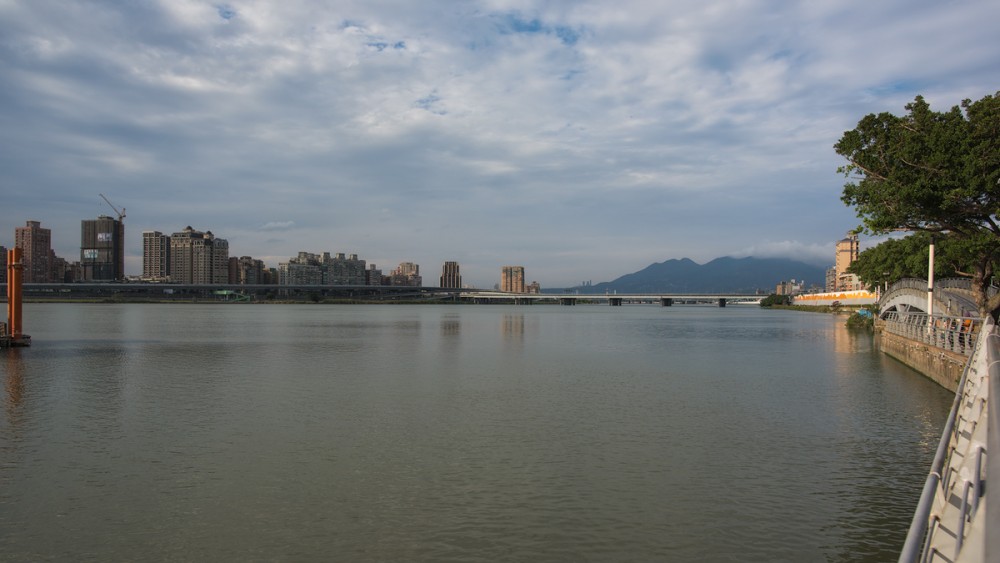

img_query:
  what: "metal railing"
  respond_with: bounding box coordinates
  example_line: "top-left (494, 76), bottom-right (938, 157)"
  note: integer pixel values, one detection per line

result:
top-left (879, 279), bottom-right (983, 318)
top-left (889, 278), bottom-right (942, 293)
top-left (898, 318), bottom-right (996, 563)
top-left (985, 327), bottom-right (999, 562)
top-left (886, 277), bottom-right (997, 296)
top-left (881, 312), bottom-right (983, 356)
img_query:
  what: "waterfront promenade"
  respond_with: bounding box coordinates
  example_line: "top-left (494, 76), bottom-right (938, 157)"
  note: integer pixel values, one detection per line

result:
top-left (894, 316), bottom-right (997, 563)
top-left (876, 277), bottom-right (998, 562)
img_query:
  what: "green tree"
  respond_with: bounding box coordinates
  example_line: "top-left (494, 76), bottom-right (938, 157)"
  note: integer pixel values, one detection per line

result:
top-left (759, 294), bottom-right (791, 307)
top-left (848, 233), bottom-right (983, 289)
top-left (835, 92), bottom-right (1000, 318)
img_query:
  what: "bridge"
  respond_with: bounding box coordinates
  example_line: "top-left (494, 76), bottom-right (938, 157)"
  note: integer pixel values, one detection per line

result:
top-left (0, 283), bottom-right (765, 307)
top-left (459, 291), bottom-right (763, 307)
top-left (879, 278), bottom-right (992, 319)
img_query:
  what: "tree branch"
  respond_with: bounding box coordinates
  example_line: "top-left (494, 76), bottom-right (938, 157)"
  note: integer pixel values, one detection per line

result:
top-left (898, 157), bottom-right (943, 175)
top-left (847, 159), bottom-right (888, 181)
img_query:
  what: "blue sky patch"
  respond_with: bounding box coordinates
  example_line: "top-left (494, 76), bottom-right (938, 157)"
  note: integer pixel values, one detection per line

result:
top-left (496, 13), bottom-right (580, 46)
top-left (216, 5), bottom-right (236, 20)
top-left (866, 80), bottom-right (925, 96)
top-left (415, 93), bottom-right (446, 115)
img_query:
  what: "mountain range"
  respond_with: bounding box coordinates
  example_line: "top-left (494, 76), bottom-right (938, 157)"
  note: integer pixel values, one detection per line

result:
top-left (565, 256), bottom-right (827, 294)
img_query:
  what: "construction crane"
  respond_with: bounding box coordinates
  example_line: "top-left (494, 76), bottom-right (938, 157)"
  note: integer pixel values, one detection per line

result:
top-left (98, 193), bottom-right (127, 281)
top-left (99, 193), bottom-right (126, 221)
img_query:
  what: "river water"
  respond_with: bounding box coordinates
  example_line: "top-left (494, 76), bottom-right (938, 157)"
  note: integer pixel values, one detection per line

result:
top-left (1, 303), bottom-right (951, 561)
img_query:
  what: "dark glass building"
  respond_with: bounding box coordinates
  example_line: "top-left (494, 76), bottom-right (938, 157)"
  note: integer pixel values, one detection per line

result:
top-left (80, 216), bottom-right (124, 281)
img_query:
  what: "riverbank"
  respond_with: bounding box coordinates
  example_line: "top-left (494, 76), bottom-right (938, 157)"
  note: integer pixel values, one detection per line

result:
top-left (766, 304), bottom-right (854, 314)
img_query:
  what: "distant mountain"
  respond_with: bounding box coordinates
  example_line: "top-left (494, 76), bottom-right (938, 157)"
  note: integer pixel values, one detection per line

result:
top-left (568, 256), bottom-right (826, 294)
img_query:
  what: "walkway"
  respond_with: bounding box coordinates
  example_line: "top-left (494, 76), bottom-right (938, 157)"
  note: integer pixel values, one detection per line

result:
top-left (899, 317), bottom-right (998, 563)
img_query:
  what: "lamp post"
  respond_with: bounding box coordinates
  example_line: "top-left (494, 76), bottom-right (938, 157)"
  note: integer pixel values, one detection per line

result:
top-left (927, 235), bottom-right (935, 317)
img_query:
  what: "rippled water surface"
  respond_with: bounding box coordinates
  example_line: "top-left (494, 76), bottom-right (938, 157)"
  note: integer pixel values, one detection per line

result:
top-left (1, 304), bottom-right (952, 561)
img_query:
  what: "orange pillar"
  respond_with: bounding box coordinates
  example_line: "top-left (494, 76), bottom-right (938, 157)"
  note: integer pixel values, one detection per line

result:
top-left (6, 248), bottom-right (12, 336)
top-left (8, 248), bottom-right (23, 341)
top-left (3, 250), bottom-right (7, 338)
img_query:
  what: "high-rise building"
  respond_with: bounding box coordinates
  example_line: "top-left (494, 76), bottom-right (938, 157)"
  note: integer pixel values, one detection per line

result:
top-left (440, 261), bottom-right (461, 288)
top-left (501, 265), bottom-right (525, 293)
top-left (776, 279), bottom-right (804, 296)
top-left (390, 262), bottom-right (421, 286)
top-left (324, 253), bottom-right (367, 285)
top-left (51, 254), bottom-right (71, 283)
top-left (80, 215), bottom-right (124, 281)
top-left (279, 252), bottom-right (323, 285)
top-left (277, 251), bottom-right (368, 286)
top-left (232, 256), bottom-right (265, 285)
top-left (261, 267), bottom-right (277, 285)
top-left (15, 221), bottom-right (52, 283)
top-left (143, 231), bottom-right (170, 282)
top-left (169, 226), bottom-right (229, 284)
top-left (210, 237), bottom-right (229, 284)
top-left (366, 264), bottom-right (383, 286)
top-left (835, 233), bottom-right (860, 291)
top-left (0, 245), bottom-right (6, 284)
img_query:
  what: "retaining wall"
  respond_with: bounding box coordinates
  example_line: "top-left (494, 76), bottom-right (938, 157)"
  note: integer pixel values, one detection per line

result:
top-left (876, 325), bottom-right (967, 392)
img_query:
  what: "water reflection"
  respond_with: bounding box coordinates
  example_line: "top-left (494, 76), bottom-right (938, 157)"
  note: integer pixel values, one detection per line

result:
top-left (440, 317), bottom-right (460, 337)
top-left (4, 349), bottom-right (25, 421)
top-left (823, 316), bottom-right (948, 560)
top-left (834, 316), bottom-right (869, 354)
top-left (502, 314), bottom-right (524, 340)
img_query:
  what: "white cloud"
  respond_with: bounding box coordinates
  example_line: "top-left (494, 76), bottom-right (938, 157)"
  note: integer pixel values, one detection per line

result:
top-left (259, 221), bottom-right (296, 232)
top-left (732, 241), bottom-right (834, 266)
top-left (0, 0), bottom-right (997, 287)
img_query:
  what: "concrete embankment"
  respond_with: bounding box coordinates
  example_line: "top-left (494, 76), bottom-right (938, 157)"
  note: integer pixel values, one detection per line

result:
top-left (875, 323), bottom-right (966, 392)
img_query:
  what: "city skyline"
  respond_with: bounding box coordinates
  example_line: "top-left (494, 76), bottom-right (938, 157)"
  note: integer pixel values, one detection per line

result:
top-left (1, 1), bottom-right (997, 288)
top-left (0, 213), bottom-right (953, 290)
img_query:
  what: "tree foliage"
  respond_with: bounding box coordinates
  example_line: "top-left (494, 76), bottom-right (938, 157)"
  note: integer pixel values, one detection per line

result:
top-left (835, 92), bottom-right (1000, 317)
top-left (846, 306), bottom-right (876, 330)
top-left (759, 294), bottom-right (792, 307)
top-left (848, 233), bottom-right (995, 289)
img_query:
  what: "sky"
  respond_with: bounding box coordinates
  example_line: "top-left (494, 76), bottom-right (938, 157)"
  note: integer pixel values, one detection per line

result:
top-left (1, 0), bottom-right (998, 288)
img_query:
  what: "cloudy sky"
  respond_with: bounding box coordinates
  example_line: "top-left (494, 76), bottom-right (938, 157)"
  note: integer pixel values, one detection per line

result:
top-left (1, 0), bottom-right (997, 288)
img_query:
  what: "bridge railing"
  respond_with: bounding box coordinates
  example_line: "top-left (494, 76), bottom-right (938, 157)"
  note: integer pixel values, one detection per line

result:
top-left (881, 312), bottom-right (983, 356)
top-left (882, 278), bottom-right (998, 303)
top-left (886, 277), bottom-right (994, 293)
top-left (935, 278), bottom-right (973, 291)
top-left (887, 278), bottom-right (937, 293)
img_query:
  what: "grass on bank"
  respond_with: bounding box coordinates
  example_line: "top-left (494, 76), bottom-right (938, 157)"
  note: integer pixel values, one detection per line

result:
top-left (760, 294), bottom-right (877, 330)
